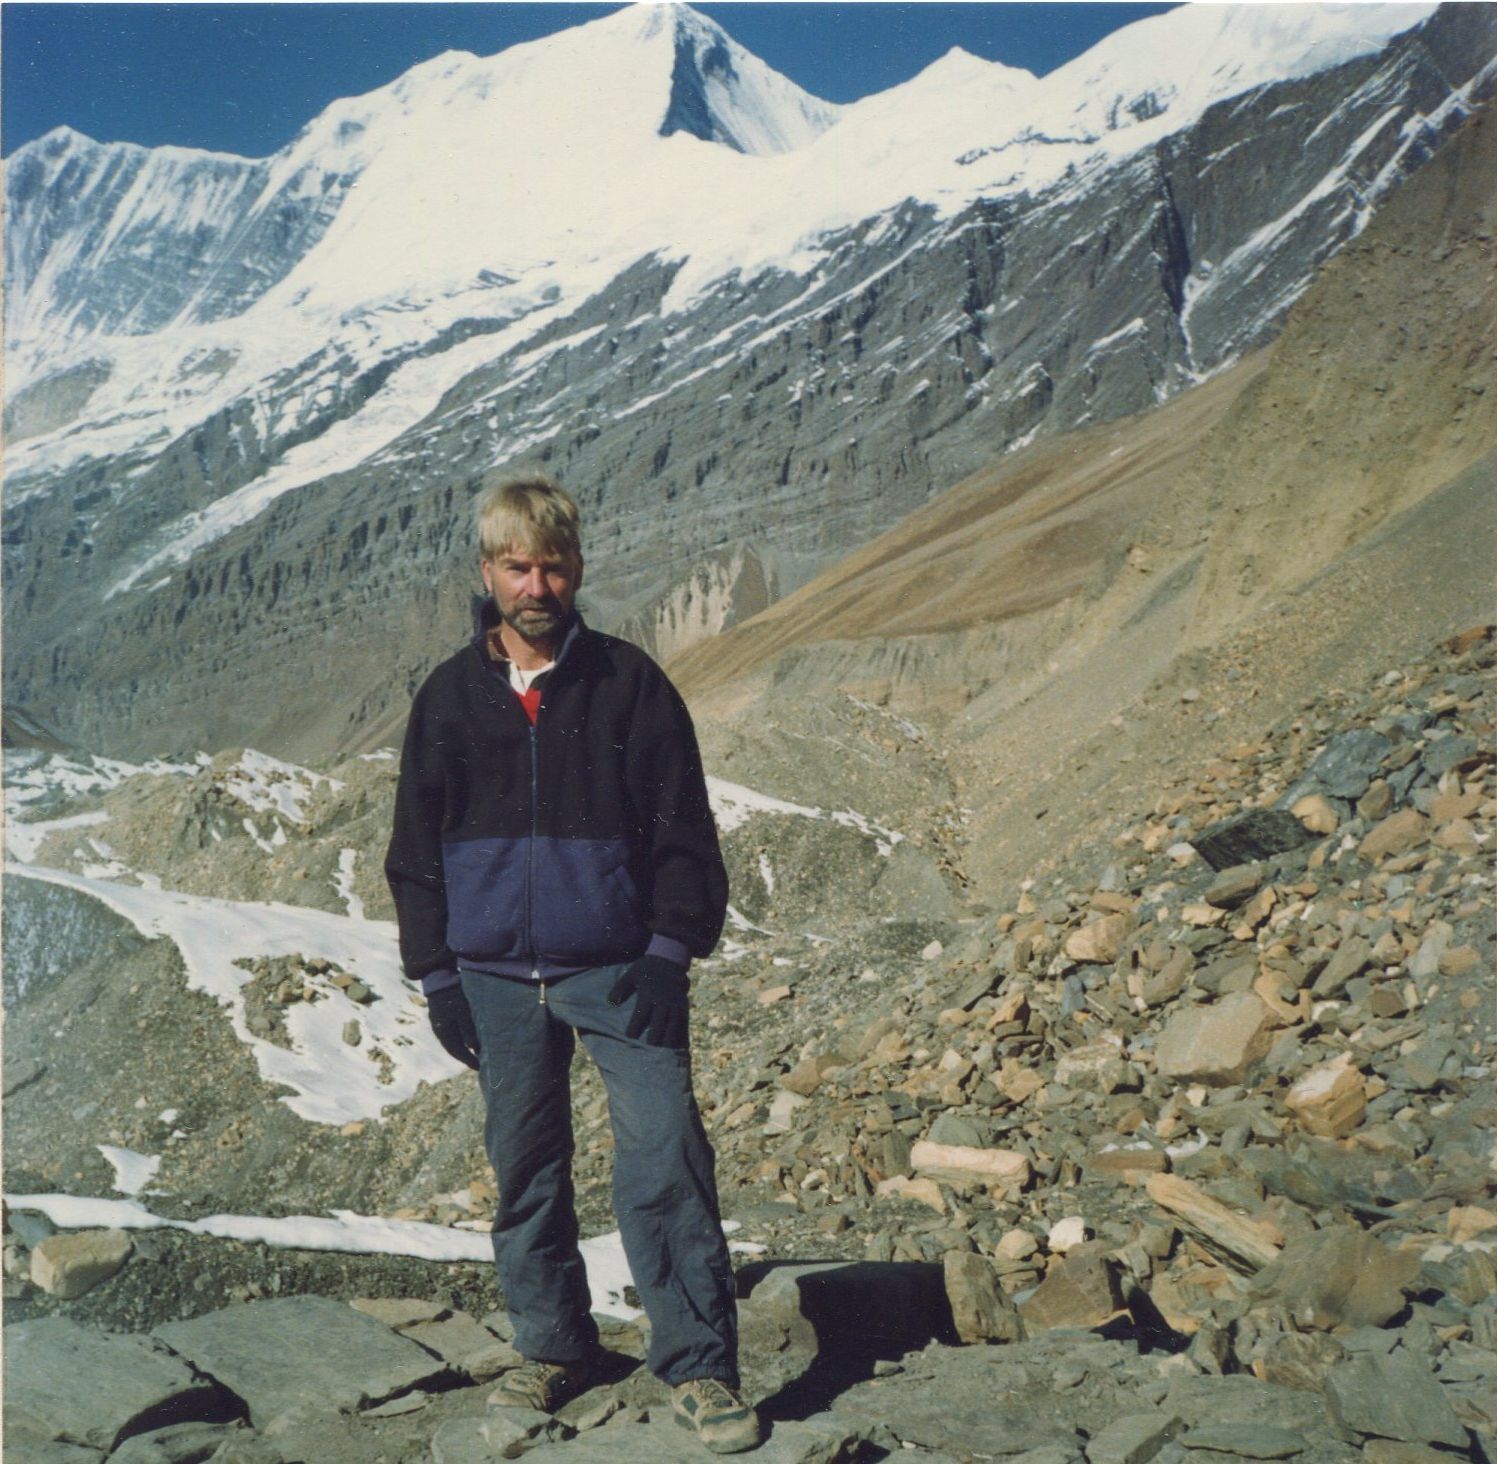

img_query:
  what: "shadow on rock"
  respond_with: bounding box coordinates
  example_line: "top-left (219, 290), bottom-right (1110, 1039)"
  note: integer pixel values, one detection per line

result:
top-left (734, 1258), bottom-right (960, 1421)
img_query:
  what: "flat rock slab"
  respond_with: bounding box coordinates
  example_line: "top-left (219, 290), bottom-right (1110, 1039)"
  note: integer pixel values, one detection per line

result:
top-left (1191, 811), bottom-right (1314, 871)
top-left (834, 1383), bottom-right (1078, 1457)
top-left (153, 1296), bottom-right (446, 1428)
top-left (348, 1297), bottom-right (449, 1329)
top-left (1181, 1423), bottom-right (1308, 1458)
top-left (403, 1312), bottom-right (516, 1377)
top-left (1290, 729), bottom-right (1394, 800)
top-left (6, 1316), bottom-right (223, 1452)
top-left (429, 1418), bottom-right (494, 1464)
top-left (1087, 1412), bottom-right (1181, 1464)
top-left (108, 1423), bottom-right (247, 1464)
top-left (1324, 1353), bottom-right (1468, 1447)
top-left (4, 1442), bottom-right (106, 1464)
top-left (481, 1405), bottom-right (572, 1455)
top-left (1160, 1376), bottom-right (1327, 1442)
top-left (521, 1413), bottom-right (873, 1462)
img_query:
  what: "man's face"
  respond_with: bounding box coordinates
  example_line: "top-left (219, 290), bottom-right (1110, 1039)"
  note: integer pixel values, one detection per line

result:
top-left (482, 544), bottom-right (582, 644)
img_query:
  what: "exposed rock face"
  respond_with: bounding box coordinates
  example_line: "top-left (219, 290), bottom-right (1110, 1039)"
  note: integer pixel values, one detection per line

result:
top-left (5, 8), bottom-right (1493, 759)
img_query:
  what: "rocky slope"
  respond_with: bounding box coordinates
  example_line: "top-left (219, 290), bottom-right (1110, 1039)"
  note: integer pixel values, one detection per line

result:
top-left (5, 613), bottom-right (1492, 1461)
top-left (5, 5), bottom-right (1492, 760)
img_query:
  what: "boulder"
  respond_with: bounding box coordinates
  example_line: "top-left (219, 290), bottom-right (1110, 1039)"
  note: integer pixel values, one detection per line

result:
top-left (1202, 865), bottom-right (1268, 909)
top-left (1282, 1053), bottom-right (1366, 1138)
top-left (942, 1251), bottom-right (1025, 1344)
top-left (1156, 992), bottom-right (1272, 1086)
top-left (31, 1229), bottom-right (132, 1299)
top-left (1358, 810), bottom-right (1429, 862)
top-left (1290, 729), bottom-right (1394, 801)
top-left (1248, 1227), bottom-right (1416, 1330)
top-left (1309, 937), bottom-right (1373, 999)
top-left (1065, 914), bottom-right (1130, 965)
top-left (1019, 1246), bottom-right (1126, 1332)
top-left (1054, 1035), bottom-right (1134, 1092)
top-left (910, 1140), bottom-right (1030, 1188)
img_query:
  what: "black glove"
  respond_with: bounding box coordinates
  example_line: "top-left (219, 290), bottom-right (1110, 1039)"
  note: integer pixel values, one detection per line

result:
top-left (427, 984), bottom-right (481, 1069)
top-left (608, 955), bottom-right (690, 1048)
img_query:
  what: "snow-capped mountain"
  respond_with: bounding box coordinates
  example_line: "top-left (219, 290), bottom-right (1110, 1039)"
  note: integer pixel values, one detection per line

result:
top-left (6, 8), bottom-right (837, 348)
top-left (4, 2), bottom-right (1493, 757)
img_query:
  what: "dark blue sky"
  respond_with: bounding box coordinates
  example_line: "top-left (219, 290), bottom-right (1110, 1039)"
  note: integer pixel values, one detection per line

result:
top-left (2, 3), bottom-right (1177, 159)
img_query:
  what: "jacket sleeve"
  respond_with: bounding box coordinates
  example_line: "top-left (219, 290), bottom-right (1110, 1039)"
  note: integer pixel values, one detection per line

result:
top-left (627, 663), bottom-right (729, 960)
top-left (385, 676), bottom-right (458, 984)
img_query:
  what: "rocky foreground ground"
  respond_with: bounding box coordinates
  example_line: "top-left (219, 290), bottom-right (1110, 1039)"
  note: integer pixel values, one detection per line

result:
top-left (5, 626), bottom-right (1494, 1462)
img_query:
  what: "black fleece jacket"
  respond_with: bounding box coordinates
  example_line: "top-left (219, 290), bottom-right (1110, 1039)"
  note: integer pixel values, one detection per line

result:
top-left (385, 609), bottom-right (728, 985)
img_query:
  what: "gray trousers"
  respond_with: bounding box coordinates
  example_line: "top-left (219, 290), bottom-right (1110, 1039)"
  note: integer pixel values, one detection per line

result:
top-left (460, 966), bottom-right (739, 1386)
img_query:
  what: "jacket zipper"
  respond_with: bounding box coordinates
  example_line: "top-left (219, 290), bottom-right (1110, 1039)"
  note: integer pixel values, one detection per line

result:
top-left (528, 679), bottom-right (545, 999)
top-left (528, 717), bottom-right (539, 992)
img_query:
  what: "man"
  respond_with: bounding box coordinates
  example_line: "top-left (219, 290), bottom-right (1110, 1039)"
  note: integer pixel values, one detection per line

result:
top-left (385, 476), bottom-right (760, 1454)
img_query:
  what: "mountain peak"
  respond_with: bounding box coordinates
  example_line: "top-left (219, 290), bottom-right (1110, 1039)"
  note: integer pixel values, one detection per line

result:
top-left (653, 2), bottom-right (839, 155)
top-left (924, 45), bottom-right (1036, 87)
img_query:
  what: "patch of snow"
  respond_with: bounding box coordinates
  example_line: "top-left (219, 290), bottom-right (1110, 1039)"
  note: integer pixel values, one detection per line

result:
top-left (335, 848), bottom-right (367, 921)
top-left (221, 748), bottom-right (342, 825)
top-left (1088, 317), bottom-right (1148, 356)
top-left (5, 809), bottom-right (110, 865)
top-left (96, 1145), bottom-right (162, 1197)
top-left (707, 774), bottom-right (902, 854)
top-left (5, 865), bottom-right (453, 1126)
top-left (0, 1190), bottom-right (750, 1319)
top-left (1164, 1131), bottom-right (1209, 1160)
top-left (757, 852), bottom-right (775, 896)
top-left (724, 905), bottom-right (772, 936)
top-left (242, 817), bottom-right (277, 855)
top-left (4, 750), bottom-right (198, 812)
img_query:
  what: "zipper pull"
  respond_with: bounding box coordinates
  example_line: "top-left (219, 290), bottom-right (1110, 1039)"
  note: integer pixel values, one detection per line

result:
top-left (537, 977), bottom-right (547, 1006)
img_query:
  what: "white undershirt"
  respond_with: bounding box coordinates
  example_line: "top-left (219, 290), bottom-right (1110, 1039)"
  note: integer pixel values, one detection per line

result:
top-left (508, 659), bottom-right (554, 694)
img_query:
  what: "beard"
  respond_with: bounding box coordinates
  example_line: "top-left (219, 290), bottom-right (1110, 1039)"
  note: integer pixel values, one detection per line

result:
top-left (501, 598), bottom-right (566, 640)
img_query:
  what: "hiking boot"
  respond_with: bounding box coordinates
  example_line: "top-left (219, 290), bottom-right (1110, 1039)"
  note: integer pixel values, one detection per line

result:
top-left (671, 1378), bottom-right (763, 1454)
top-left (487, 1355), bottom-right (594, 1412)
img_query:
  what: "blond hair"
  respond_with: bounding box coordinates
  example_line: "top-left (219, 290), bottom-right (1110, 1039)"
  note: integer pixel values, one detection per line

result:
top-left (475, 475), bottom-right (583, 563)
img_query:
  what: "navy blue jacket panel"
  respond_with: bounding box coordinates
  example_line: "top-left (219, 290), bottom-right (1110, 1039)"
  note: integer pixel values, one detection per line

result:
top-left (385, 613), bottom-right (728, 982)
